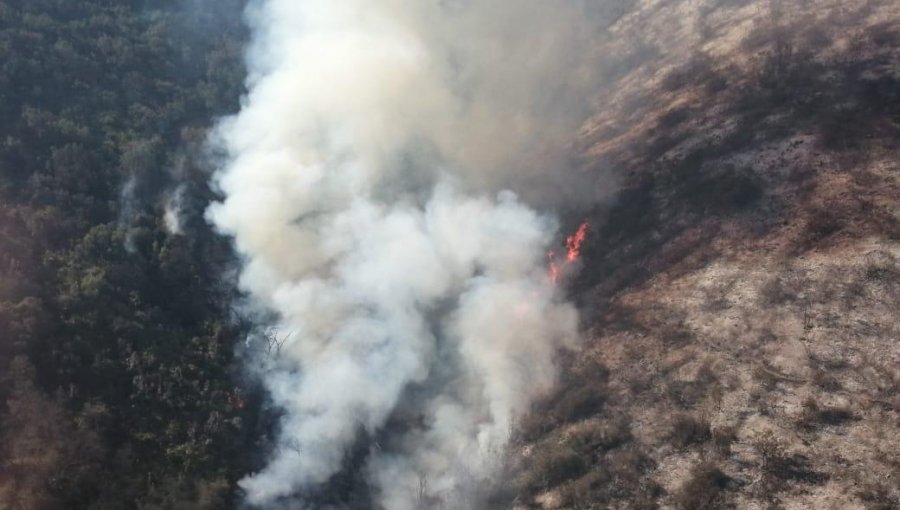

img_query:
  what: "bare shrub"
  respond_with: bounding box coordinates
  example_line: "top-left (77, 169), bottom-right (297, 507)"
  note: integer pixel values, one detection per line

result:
top-left (796, 397), bottom-right (855, 430)
top-left (660, 327), bottom-right (695, 347)
top-left (515, 407), bottom-right (555, 443)
top-left (754, 431), bottom-right (827, 495)
top-left (811, 368), bottom-right (841, 392)
top-left (526, 446), bottom-right (590, 490)
top-left (669, 414), bottom-right (712, 449)
top-left (669, 381), bottom-right (715, 408)
top-left (666, 380), bottom-right (706, 408)
top-left (864, 251), bottom-right (899, 284)
top-left (628, 373), bottom-right (654, 396)
top-left (558, 445), bottom-right (662, 509)
top-left (604, 446), bottom-right (659, 502)
top-left (856, 482), bottom-right (899, 510)
top-left (552, 380), bottom-right (609, 423)
top-left (566, 417), bottom-right (632, 457)
top-left (662, 55), bottom-right (714, 92)
top-left (560, 469), bottom-right (612, 508)
top-left (673, 461), bottom-right (733, 510)
top-left (758, 276), bottom-right (798, 305)
top-left (682, 166), bottom-right (764, 215)
top-left (712, 425), bottom-right (739, 455)
top-left (667, 362), bottom-right (721, 408)
top-left (866, 265), bottom-right (900, 283)
top-left (798, 208), bottom-right (844, 251)
top-left (753, 366), bottom-right (780, 391)
top-left (517, 366), bottom-right (611, 442)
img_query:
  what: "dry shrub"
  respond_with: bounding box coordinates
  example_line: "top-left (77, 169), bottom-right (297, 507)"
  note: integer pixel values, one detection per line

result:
top-left (758, 276), bottom-right (799, 305)
top-left (515, 410), bottom-right (554, 443)
top-left (658, 106), bottom-right (691, 129)
top-left (866, 22), bottom-right (900, 48)
top-left (797, 208), bottom-right (844, 251)
top-left (559, 469), bottom-right (613, 508)
top-left (753, 366), bottom-right (781, 392)
top-left (516, 365), bottom-right (610, 442)
top-left (866, 265), bottom-right (900, 283)
top-left (521, 416), bottom-right (636, 500)
top-left (864, 250), bottom-right (900, 284)
top-left (662, 55), bottom-right (715, 92)
top-left (754, 431), bottom-right (827, 495)
top-left (525, 446), bottom-right (589, 490)
top-left (669, 414), bottom-right (712, 449)
top-left (628, 373), bottom-right (654, 396)
top-left (681, 166), bottom-right (764, 216)
top-left (558, 445), bottom-right (660, 508)
top-left (666, 380), bottom-right (703, 408)
top-left (673, 461), bottom-right (733, 510)
top-left (552, 380), bottom-right (609, 423)
top-left (811, 368), bottom-right (841, 392)
top-left (796, 397), bottom-right (855, 430)
top-left (667, 363), bottom-right (721, 408)
top-left (712, 425), bottom-right (739, 455)
top-left (856, 481), bottom-right (899, 510)
top-left (566, 417), bottom-right (632, 457)
top-left (660, 326), bottom-right (695, 347)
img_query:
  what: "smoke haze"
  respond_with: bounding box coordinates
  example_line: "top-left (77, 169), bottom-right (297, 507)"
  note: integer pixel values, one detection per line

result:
top-left (208, 1), bottom-right (602, 507)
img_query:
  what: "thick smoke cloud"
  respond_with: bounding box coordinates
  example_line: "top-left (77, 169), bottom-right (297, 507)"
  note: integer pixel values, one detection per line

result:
top-left (208, 1), bottom-right (598, 507)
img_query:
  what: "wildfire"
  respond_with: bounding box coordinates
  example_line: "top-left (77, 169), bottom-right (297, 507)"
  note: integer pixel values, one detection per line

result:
top-left (566, 221), bottom-right (590, 262)
top-left (548, 221), bottom-right (590, 283)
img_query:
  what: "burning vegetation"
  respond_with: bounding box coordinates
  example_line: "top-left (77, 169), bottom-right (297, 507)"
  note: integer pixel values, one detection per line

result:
top-left (548, 221), bottom-right (591, 283)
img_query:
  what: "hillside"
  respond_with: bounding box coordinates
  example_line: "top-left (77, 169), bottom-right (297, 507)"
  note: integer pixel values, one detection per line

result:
top-left (0, 0), bottom-right (896, 509)
top-left (508, 1), bottom-right (900, 508)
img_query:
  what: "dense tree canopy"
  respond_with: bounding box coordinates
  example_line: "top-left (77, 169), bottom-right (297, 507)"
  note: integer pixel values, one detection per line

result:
top-left (0, 1), bottom-right (257, 507)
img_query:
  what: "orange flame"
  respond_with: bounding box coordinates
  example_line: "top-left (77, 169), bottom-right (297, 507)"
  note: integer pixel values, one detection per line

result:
top-left (566, 222), bottom-right (590, 262)
top-left (548, 221), bottom-right (590, 283)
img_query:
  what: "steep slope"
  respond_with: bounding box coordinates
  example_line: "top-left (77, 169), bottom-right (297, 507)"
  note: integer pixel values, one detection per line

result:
top-left (509, 1), bottom-right (899, 508)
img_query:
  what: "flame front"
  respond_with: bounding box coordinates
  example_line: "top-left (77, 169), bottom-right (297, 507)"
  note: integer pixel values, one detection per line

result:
top-left (566, 221), bottom-right (590, 262)
top-left (548, 221), bottom-right (590, 283)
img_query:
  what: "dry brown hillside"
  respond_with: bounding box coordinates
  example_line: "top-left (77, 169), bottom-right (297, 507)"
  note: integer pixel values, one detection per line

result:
top-left (505, 1), bottom-right (899, 509)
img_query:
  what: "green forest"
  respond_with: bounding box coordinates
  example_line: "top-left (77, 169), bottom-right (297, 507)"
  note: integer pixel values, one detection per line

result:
top-left (0, 0), bottom-right (259, 507)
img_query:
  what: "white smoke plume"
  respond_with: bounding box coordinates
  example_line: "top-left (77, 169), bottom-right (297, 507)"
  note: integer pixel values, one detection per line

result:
top-left (163, 154), bottom-right (189, 236)
top-left (208, 1), bottom-right (600, 507)
top-left (163, 183), bottom-right (186, 235)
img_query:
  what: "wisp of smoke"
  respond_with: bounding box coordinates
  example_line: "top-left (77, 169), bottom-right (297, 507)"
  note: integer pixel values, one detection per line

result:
top-left (208, 1), bottom-right (598, 507)
top-left (163, 184), bottom-right (186, 235)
